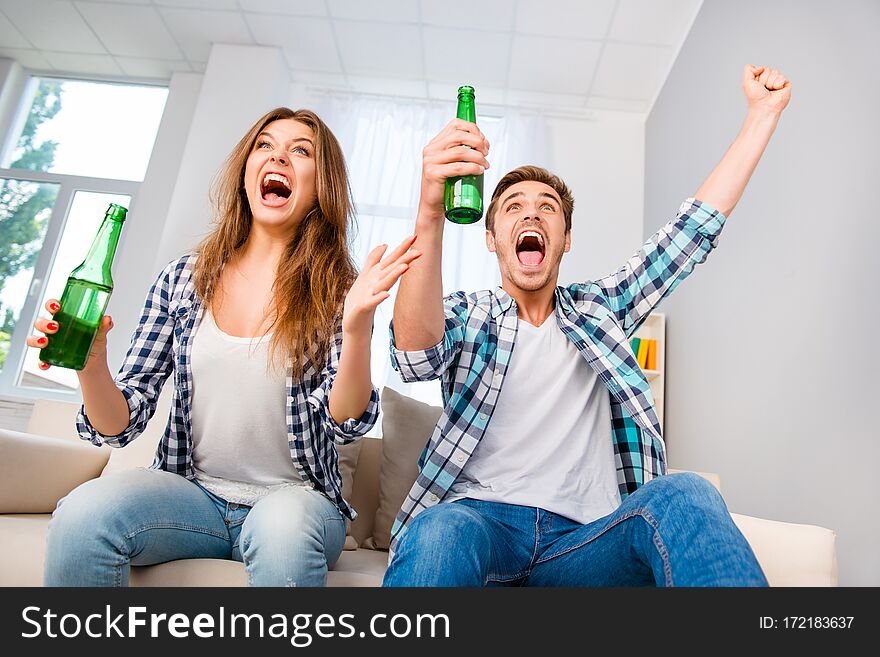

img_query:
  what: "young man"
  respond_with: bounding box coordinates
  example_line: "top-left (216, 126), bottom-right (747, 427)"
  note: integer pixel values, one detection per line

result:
top-left (384, 65), bottom-right (791, 587)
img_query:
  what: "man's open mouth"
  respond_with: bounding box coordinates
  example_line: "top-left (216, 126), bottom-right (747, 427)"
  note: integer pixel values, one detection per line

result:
top-left (515, 229), bottom-right (546, 267)
top-left (260, 171), bottom-right (292, 204)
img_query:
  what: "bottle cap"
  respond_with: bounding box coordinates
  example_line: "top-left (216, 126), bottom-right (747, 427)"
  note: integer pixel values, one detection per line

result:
top-left (457, 85), bottom-right (475, 97)
top-left (106, 203), bottom-right (128, 222)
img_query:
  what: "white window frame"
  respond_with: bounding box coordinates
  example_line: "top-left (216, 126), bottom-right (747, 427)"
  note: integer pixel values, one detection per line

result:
top-left (0, 73), bottom-right (159, 402)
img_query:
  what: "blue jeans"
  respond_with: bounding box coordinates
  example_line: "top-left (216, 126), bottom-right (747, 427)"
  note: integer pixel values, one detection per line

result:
top-left (44, 468), bottom-right (345, 586)
top-left (383, 472), bottom-right (768, 587)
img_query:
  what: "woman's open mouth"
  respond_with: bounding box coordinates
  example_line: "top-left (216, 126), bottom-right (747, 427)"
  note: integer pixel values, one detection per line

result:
top-left (515, 230), bottom-right (546, 268)
top-left (260, 171), bottom-right (292, 207)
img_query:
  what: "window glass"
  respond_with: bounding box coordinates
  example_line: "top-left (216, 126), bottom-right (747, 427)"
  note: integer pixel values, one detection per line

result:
top-left (2, 77), bottom-right (168, 181)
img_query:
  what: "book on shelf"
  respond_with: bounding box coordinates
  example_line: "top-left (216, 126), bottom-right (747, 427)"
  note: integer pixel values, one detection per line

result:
top-left (630, 337), bottom-right (657, 370)
top-left (636, 339), bottom-right (649, 368)
top-left (630, 337), bottom-right (641, 361)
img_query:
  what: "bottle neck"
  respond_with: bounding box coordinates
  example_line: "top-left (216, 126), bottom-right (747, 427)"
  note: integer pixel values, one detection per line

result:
top-left (71, 216), bottom-right (124, 287)
top-left (456, 96), bottom-right (476, 123)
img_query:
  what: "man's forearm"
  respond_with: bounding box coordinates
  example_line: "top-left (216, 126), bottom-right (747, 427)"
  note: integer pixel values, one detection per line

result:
top-left (393, 206), bottom-right (446, 351)
top-left (695, 108), bottom-right (780, 218)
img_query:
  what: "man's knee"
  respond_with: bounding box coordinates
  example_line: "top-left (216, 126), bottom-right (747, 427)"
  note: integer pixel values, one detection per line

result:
top-left (656, 472), bottom-right (727, 513)
top-left (640, 472), bottom-right (727, 515)
top-left (386, 503), bottom-right (494, 586)
top-left (398, 503), bottom-right (491, 557)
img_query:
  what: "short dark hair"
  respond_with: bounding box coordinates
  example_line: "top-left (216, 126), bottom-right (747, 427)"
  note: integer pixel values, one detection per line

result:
top-left (485, 165), bottom-right (574, 234)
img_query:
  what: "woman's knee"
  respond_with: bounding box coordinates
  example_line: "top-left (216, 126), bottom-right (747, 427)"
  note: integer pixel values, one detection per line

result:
top-left (241, 486), bottom-right (344, 557)
top-left (50, 469), bottom-right (157, 537)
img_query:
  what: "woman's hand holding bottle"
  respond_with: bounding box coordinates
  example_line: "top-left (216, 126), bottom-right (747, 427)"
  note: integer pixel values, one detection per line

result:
top-left (26, 298), bottom-right (114, 373)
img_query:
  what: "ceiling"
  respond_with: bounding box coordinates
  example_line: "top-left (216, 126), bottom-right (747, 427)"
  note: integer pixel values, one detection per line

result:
top-left (0, 0), bottom-right (702, 115)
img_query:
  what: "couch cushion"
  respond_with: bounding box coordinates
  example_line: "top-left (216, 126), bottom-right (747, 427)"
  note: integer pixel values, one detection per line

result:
top-left (127, 549), bottom-right (388, 587)
top-left (0, 512), bottom-right (387, 587)
top-left (130, 558), bottom-right (247, 587)
top-left (0, 429), bottom-right (109, 513)
top-left (731, 512), bottom-right (837, 586)
top-left (338, 440), bottom-right (363, 550)
top-left (0, 514), bottom-right (50, 586)
top-left (363, 388), bottom-right (441, 550)
top-left (26, 399), bottom-right (80, 440)
top-left (348, 437), bottom-right (381, 546)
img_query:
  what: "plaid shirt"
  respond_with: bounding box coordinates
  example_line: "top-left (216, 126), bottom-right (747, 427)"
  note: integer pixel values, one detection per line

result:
top-left (388, 198), bottom-right (726, 553)
top-left (76, 253), bottom-right (379, 520)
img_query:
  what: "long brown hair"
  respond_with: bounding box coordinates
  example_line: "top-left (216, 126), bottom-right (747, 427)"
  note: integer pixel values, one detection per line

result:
top-left (193, 107), bottom-right (356, 378)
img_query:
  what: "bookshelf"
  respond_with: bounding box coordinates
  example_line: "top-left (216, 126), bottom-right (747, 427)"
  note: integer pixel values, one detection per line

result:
top-left (632, 312), bottom-right (665, 430)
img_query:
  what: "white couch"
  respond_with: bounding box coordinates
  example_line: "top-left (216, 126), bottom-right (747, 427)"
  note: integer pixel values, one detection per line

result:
top-left (0, 393), bottom-right (838, 586)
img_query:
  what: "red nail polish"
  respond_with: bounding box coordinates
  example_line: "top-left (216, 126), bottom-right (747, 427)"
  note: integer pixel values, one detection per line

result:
top-left (49, 302), bottom-right (60, 312)
top-left (37, 337), bottom-right (47, 345)
top-left (47, 321), bottom-right (58, 331)
top-left (38, 362), bottom-right (49, 370)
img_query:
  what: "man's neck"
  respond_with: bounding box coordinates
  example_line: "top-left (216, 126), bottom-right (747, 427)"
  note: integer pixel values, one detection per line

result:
top-left (502, 280), bottom-right (557, 327)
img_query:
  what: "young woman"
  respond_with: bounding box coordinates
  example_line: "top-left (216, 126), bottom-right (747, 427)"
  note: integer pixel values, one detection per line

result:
top-left (27, 107), bottom-right (419, 586)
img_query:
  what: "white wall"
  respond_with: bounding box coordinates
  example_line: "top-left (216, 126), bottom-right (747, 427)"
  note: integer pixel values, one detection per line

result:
top-left (104, 72), bottom-right (202, 371)
top-left (547, 113), bottom-right (645, 285)
top-left (645, 0), bottom-right (880, 585)
top-left (153, 45), bottom-right (288, 270)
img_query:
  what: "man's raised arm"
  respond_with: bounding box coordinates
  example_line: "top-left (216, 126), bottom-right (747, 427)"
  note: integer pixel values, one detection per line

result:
top-left (392, 119), bottom-right (490, 351)
top-left (695, 65), bottom-right (791, 217)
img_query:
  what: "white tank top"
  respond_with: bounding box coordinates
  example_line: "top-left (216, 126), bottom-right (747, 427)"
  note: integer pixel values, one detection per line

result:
top-left (190, 308), bottom-right (304, 505)
top-left (445, 315), bottom-right (622, 524)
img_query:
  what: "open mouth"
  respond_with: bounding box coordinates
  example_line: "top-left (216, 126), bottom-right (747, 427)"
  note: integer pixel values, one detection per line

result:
top-left (260, 171), bottom-right (292, 205)
top-left (515, 229), bottom-right (546, 268)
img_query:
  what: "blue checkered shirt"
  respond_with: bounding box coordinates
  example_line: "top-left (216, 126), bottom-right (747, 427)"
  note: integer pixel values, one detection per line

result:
top-left (76, 253), bottom-right (379, 520)
top-left (388, 198), bottom-right (726, 553)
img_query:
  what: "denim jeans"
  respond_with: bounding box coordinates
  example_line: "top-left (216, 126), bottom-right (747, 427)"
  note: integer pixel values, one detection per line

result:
top-left (383, 472), bottom-right (768, 587)
top-left (44, 467), bottom-right (345, 586)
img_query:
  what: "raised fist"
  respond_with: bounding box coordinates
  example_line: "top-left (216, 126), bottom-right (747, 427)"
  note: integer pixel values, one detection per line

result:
top-left (742, 65), bottom-right (791, 115)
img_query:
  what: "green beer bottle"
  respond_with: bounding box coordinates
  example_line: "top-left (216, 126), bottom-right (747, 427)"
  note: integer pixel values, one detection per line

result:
top-left (39, 203), bottom-right (127, 370)
top-left (444, 85), bottom-right (483, 224)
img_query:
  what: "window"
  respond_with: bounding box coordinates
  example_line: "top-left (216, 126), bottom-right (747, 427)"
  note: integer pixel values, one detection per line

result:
top-left (0, 76), bottom-right (167, 399)
top-left (315, 94), bottom-right (542, 416)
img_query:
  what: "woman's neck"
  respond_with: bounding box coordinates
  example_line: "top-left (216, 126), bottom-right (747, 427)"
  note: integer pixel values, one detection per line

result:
top-left (236, 224), bottom-right (292, 273)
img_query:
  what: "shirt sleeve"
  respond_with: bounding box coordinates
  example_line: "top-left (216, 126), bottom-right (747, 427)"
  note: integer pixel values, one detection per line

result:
top-left (388, 290), bottom-right (469, 382)
top-left (76, 261), bottom-right (177, 447)
top-left (306, 320), bottom-right (380, 445)
top-left (573, 198), bottom-right (726, 337)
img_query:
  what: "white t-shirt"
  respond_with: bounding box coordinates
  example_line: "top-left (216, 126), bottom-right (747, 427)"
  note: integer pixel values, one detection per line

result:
top-left (445, 315), bottom-right (622, 524)
top-left (190, 308), bottom-right (304, 505)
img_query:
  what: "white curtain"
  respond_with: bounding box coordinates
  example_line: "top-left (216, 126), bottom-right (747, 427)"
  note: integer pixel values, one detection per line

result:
top-left (312, 93), bottom-right (549, 415)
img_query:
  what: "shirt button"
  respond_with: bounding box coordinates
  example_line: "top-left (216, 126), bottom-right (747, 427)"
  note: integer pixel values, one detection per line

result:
top-left (457, 455), bottom-right (464, 463)
top-left (430, 494), bottom-right (438, 502)
top-left (479, 413), bottom-right (488, 421)
top-left (494, 369), bottom-right (501, 378)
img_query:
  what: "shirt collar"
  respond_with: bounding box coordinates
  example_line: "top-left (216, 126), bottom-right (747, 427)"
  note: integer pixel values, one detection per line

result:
top-left (490, 286), bottom-right (575, 320)
top-left (491, 287), bottom-right (514, 319)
